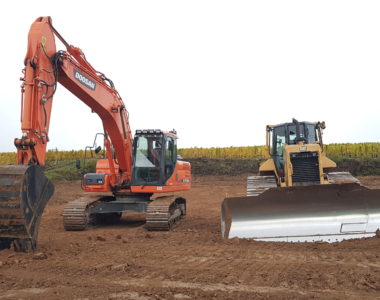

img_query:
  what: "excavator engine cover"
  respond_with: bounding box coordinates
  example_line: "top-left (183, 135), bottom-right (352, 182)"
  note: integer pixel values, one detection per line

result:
top-left (221, 183), bottom-right (380, 242)
top-left (0, 165), bottom-right (54, 251)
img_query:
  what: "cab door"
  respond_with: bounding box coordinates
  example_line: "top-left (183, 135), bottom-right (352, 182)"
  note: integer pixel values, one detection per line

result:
top-left (164, 136), bottom-right (177, 182)
top-left (272, 125), bottom-right (286, 173)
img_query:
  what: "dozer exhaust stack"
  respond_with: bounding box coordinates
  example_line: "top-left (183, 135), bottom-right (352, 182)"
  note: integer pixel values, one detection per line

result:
top-left (221, 183), bottom-right (380, 242)
top-left (0, 165), bottom-right (54, 252)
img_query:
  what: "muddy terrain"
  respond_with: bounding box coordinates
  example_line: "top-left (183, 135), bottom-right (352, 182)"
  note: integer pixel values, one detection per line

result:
top-left (0, 175), bottom-right (379, 299)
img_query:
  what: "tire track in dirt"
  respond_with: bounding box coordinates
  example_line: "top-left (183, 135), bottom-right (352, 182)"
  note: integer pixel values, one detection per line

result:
top-left (113, 278), bottom-right (379, 299)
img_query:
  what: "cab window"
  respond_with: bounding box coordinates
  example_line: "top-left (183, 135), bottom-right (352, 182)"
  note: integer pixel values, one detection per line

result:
top-left (268, 129), bottom-right (273, 155)
top-left (273, 126), bottom-right (286, 156)
top-left (132, 135), bottom-right (162, 185)
top-left (288, 125), bottom-right (297, 145)
top-left (288, 124), bottom-right (306, 144)
top-left (165, 137), bottom-right (176, 179)
top-left (306, 124), bottom-right (317, 143)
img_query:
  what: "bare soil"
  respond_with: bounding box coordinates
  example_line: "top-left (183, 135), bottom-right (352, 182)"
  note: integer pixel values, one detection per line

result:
top-left (0, 175), bottom-right (379, 299)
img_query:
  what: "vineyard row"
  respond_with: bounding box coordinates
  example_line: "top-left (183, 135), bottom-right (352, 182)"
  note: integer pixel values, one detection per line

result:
top-left (0, 143), bottom-right (379, 164)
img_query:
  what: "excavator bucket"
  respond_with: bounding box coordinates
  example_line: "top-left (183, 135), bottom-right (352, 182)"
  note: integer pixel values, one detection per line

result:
top-left (221, 183), bottom-right (380, 242)
top-left (0, 165), bottom-right (54, 252)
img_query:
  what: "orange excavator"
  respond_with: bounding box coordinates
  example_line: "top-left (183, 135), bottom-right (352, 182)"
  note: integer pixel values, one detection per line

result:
top-left (0, 17), bottom-right (191, 252)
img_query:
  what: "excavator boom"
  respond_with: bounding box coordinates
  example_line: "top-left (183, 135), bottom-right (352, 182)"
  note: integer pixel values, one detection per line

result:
top-left (16, 17), bottom-right (133, 181)
top-left (0, 17), bottom-right (135, 251)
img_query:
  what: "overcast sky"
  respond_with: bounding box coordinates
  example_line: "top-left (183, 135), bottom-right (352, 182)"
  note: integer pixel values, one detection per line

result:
top-left (0, 0), bottom-right (379, 152)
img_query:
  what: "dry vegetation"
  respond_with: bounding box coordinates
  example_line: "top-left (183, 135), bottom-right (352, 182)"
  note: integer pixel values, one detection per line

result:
top-left (1, 142), bottom-right (379, 165)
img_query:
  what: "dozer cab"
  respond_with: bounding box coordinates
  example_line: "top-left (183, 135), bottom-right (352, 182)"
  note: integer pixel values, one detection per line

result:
top-left (221, 119), bottom-right (380, 242)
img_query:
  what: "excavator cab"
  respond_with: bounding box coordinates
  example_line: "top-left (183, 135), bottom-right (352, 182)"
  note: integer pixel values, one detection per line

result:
top-left (132, 129), bottom-right (177, 186)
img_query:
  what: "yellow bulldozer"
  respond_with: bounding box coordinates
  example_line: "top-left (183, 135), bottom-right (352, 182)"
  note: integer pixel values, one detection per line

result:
top-left (221, 119), bottom-right (380, 242)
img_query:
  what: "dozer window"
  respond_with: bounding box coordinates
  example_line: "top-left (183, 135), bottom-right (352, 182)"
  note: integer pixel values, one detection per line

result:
top-left (288, 124), bottom-right (306, 144)
top-left (288, 125), bottom-right (297, 144)
top-left (273, 126), bottom-right (286, 156)
top-left (268, 129), bottom-right (273, 155)
top-left (133, 136), bottom-right (162, 185)
top-left (273, 126), bottom-right (286, 171)
top-left (306, 124), bottom-right (318, 144)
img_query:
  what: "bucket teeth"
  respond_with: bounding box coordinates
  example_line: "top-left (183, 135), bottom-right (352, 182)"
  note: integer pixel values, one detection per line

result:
top-left (0, 165), bottom-right (54, 252)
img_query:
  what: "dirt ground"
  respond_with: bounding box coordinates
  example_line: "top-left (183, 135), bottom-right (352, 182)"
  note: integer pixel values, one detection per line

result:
top-left (0, 175), bottom-right (379, 299)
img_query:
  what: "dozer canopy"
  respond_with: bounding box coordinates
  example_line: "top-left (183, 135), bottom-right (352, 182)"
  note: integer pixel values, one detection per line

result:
top-left (221, 183), bottom-right (380, 242)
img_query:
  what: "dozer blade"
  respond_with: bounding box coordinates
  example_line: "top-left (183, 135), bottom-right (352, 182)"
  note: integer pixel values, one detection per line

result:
top-left (221, 183), bottom-right (380, 242)
top-left (0, 165), bottom-right (54, 252)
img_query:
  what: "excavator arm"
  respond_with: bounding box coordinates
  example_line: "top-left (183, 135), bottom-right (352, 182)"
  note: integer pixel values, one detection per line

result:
top-left (16, 16), bottom-right (133, 185)
top-left (0, 17), bottom-right (134, 251)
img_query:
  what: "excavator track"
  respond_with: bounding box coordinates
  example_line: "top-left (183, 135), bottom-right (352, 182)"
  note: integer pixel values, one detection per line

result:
top-left (0, 165), bottom-right (54, 252)
top-left (247, 175), bottom-right (278, 196)
top-left (146, 197), bottom-right (186, 231)
top-left (63, 196), bottom-right (99, 231)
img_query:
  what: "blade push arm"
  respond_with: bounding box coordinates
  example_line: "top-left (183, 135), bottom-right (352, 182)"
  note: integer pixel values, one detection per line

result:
top-left (15, 17), bottom-right (133, 184)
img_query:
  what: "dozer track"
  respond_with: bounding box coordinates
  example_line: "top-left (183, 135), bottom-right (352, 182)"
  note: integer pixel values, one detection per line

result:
top-left (247, 175), bottom-right (277, 196)
top-left (63, 196), bottom-right (99, 230)
top-left (327, 172), bottom-right (360, 184)
top-left (0, 165), bottom-right (54, 252)
top-left (245, 172), bottom-right (360, 196)
top-left (146, 197), bottom-right (186, 231)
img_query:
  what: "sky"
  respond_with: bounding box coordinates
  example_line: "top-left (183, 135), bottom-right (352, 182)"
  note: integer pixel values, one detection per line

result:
top-left (0, 0), bottom-right (379, 152)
